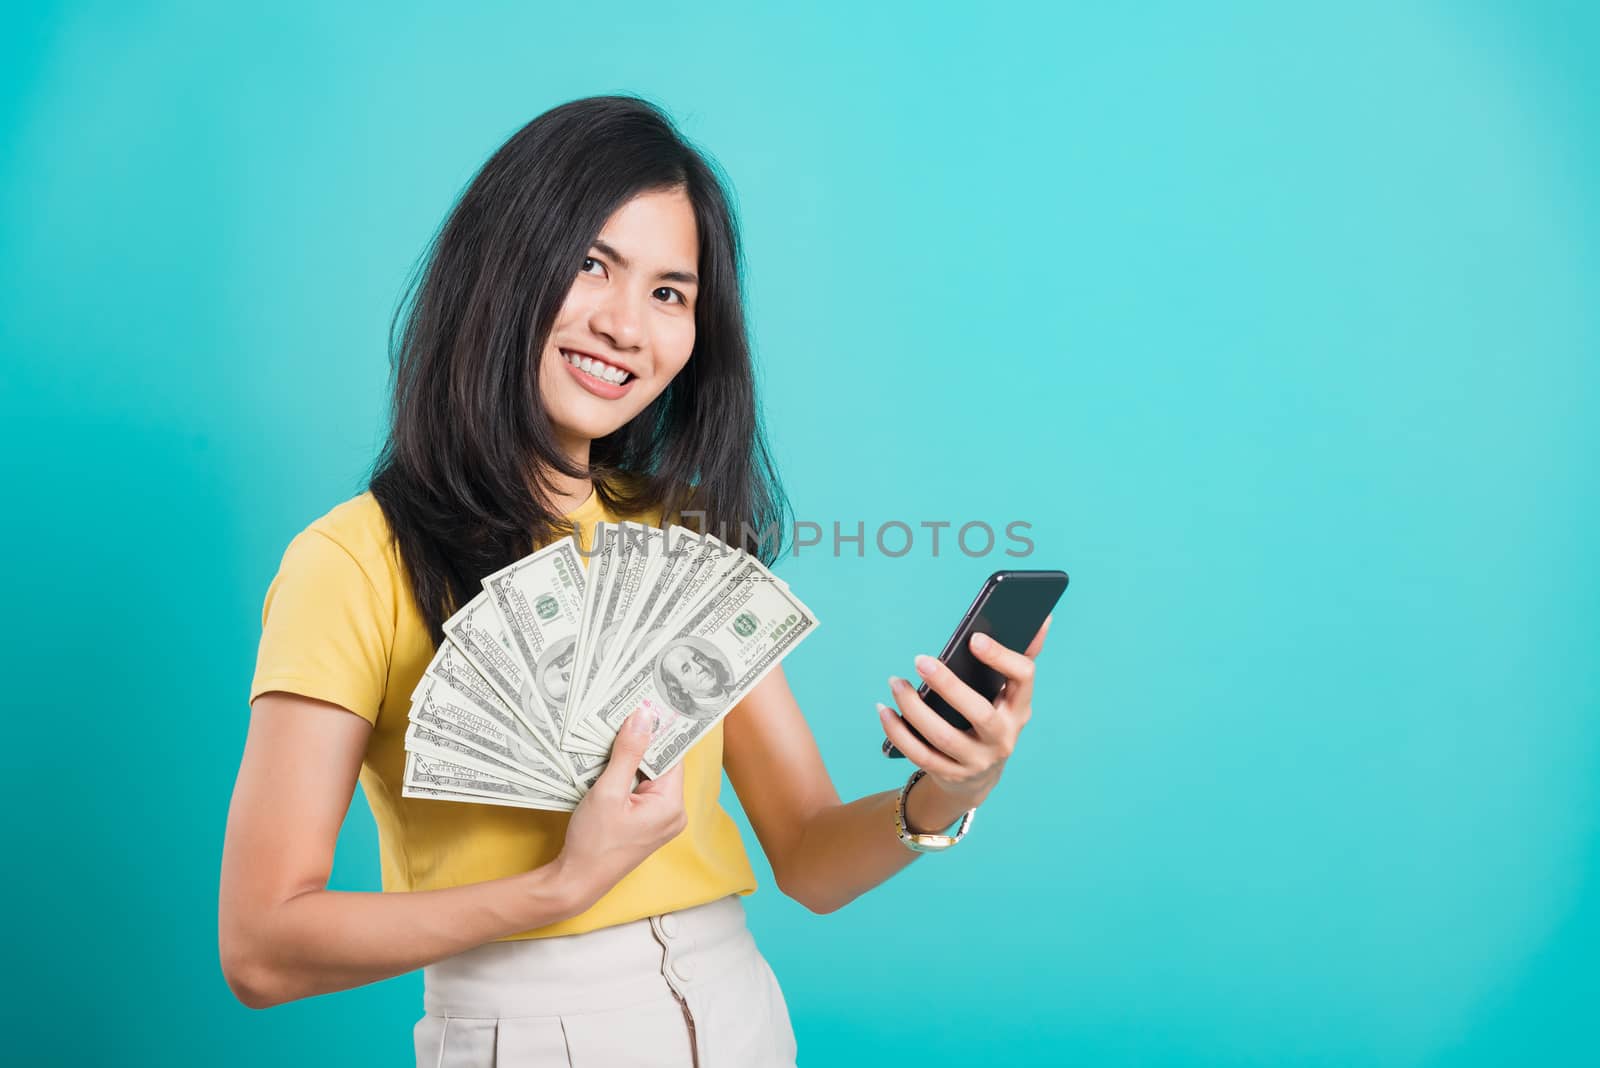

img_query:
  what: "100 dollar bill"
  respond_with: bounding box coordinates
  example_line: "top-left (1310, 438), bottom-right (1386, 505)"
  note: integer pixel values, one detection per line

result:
top-left (586, 556), bottom-right (818, 777)
top-left (402, 751), bottom-right (575, 811)
top-left (480, 537), bottom-right (587, 744)
top-left (409, 675), bottom-right (579, 800)
top-left (442, 588), bottom-right (574, 777)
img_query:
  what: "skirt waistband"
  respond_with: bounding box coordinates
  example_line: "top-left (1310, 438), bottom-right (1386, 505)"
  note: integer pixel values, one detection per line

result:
top-left (423, 895), bottom-right (752, 1019)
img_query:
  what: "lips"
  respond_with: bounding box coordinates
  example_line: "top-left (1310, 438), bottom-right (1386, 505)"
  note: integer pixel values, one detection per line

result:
top-left (558, 348), bottom-right (635, 400)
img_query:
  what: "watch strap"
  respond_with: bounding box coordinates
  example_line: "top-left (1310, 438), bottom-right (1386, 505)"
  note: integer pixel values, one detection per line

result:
top-left (894, 768), bottom-right (976, 853)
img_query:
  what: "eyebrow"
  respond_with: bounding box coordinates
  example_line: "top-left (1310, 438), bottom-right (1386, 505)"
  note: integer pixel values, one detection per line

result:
top-left (591, 238), bottom-right (699, 285)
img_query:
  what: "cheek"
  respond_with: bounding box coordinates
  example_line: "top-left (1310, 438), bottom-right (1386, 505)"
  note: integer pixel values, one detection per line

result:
top-left (660, 319), bottom-right (696, 374)
top-left (538, 350), bottom-right (567, 398)
top-left (545, 291), bottom-right (591, 358)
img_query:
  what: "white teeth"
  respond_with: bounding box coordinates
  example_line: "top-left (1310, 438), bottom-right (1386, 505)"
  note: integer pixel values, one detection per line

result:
top-left (563, 350), bottom-right (630, 386)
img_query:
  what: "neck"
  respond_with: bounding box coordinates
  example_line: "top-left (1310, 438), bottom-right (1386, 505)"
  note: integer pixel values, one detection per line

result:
top-left (541, 433), bottom-right (594, 515)
top-left (543, 473), bottom-right (594, 515)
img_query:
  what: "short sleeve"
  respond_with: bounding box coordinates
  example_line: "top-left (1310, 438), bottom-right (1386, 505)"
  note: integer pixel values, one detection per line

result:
top-left (248, 528), bottom-right (394, 725)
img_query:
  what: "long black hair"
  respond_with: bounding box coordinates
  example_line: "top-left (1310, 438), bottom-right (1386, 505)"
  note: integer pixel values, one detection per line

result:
top-left (368, 95), bottom-right (789, 647)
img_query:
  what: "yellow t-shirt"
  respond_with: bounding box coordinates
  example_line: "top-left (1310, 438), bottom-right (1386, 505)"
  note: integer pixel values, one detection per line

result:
top-left (248, 486), bottom-right (758, 939)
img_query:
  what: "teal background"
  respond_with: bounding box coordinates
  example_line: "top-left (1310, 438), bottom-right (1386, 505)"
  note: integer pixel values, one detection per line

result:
top-left (2, 2), bottom-right (1596, 1065)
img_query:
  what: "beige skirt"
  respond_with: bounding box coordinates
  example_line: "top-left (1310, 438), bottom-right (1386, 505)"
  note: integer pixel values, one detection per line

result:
top-left (414, 894), bottom-right (798, 1067)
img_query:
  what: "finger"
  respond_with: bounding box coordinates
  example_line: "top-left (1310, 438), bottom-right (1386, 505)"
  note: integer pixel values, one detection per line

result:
top-left (970, 630), bottom-right (1038, 710)
top-left (888, 675), bottom-right (986, 762)
top-left (877, 701), bottom-right (966, 780)
top-left (594, 709), bottom-right (652, 794)
top-left (911, 655), bottom-right (997, 736)
top-left (633, 759), bottom-right (685, 797)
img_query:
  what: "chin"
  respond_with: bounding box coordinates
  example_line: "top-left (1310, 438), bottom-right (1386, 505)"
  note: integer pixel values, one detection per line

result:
top-left (552, 412), bottom-right (631, 443)
top-left (549, 399), bottom-right (647, 443)
top-left (542, 368), bottom-right (669, 445)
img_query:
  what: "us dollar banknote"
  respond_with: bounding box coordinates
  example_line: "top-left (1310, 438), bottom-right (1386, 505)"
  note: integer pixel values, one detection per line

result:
top-left (480, 537), bottom-right (587, 743)
top-left (410, 675), bottom-right (579, 800)
top-left (415, 635), bottom-right (578, 790)
top-left (560, 522), bottom-right (619, 753)
top-left (402, 751), bottom-right (576, 811)
top-left (442, 588), bottom-right (574, 776)
top-left (404, 721), bottom-right (576, 808)
top-left (405, 520), bottom-right (819, 809)
top-left (586, 555), bottom-right (818, 777)
top-left (583, 523), bottom-right (667, 710)
top-left (568, 528), bottom-right (742, 751)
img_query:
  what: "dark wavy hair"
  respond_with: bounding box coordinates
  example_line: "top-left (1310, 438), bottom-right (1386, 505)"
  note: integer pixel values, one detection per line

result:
top-left (367, 95), bottom-right (789, 646)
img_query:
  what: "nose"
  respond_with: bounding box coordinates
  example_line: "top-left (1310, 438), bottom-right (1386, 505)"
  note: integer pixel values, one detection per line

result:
top-left (589, 284), bottom-right (644, 351)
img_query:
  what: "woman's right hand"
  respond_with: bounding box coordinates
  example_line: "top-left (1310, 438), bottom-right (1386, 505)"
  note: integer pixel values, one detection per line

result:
top-left (555, 709), bottom-right (688, 907)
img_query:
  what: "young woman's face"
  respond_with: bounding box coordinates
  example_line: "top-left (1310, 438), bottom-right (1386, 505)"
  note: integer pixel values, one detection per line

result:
top-left (539, 186), bottom-right (700, 448)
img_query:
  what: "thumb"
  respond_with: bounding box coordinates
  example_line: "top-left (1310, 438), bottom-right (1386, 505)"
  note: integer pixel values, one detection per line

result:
top-left (596, 709), bottom-right (652, 791)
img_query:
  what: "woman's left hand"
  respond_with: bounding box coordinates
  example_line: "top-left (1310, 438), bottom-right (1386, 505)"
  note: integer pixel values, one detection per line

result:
top-left (878, 615), bottom-right (1052, 814)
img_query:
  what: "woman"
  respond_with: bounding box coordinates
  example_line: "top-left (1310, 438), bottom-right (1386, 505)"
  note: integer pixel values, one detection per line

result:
top-left (219, 95), bottom-right (1050, 1067)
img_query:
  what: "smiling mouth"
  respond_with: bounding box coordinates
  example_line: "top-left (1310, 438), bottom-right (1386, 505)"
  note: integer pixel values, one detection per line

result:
top-left (561, 349), bottom-right (633, 385)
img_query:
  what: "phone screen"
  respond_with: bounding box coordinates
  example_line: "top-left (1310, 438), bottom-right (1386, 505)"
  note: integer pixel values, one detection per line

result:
top-left (887, 569), bottom-right (1067, 756)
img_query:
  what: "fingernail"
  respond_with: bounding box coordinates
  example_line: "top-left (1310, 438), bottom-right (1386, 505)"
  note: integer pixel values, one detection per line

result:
top-left (876, 702), bottom-right (893, 717)
top-left (971, 632), bottom-right (990, 651)
top-left (627, 710), bottom-right (649, 734)
top-left (914, 654), bottom-right (938, 677)
top-left (887, 675), bottom-right (901, 692)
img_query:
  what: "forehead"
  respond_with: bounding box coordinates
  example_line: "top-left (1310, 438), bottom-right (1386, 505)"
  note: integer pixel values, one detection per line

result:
top-left (594, 187), bottom-right (699, 270)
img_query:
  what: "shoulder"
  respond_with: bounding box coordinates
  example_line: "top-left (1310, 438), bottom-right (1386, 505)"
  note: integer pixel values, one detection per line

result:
top-left (306, 490), bottom-right (392, 550)
top-left (254, 493), bottom-right (399, 718)
top-left (289, 491), bottom-right (399, 599)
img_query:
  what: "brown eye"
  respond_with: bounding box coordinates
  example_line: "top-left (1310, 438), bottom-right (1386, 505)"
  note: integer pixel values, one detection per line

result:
top-left (654, 287), bottom-right (685, 304)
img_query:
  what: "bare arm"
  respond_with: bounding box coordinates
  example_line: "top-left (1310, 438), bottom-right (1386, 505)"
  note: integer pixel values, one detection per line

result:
top-left (724, 619), bottom-right (1050, 915)
top-left (218, 695), bottom-right (682, 1009)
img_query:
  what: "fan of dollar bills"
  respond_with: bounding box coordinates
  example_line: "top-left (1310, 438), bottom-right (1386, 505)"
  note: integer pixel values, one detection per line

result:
top-left (401, 521), bottom-right (819, 811)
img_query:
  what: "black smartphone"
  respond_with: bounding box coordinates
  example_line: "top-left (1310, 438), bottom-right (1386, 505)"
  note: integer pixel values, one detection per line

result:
top-left (883, 568), bottom-right (1069, 758)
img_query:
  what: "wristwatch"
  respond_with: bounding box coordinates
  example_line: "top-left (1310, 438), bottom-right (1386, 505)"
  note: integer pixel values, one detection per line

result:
top-left (893, 768), bottom-right (977, 853)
